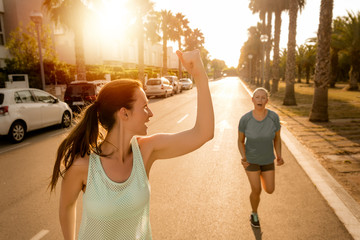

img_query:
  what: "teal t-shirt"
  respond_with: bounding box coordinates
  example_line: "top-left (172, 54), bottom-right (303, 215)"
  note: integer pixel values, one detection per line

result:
top-left (238, 109), bottom-right (281, 165)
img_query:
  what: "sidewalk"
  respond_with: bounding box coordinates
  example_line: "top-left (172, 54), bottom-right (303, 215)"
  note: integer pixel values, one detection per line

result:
top-left (239, 79), bottom-right (360, 240)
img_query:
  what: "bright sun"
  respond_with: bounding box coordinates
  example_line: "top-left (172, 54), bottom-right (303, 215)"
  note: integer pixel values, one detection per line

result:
top-left (93, 0), bottom-right (131, 39)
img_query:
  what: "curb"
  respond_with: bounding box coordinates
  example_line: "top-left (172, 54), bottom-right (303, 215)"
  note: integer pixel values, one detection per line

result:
top-left (239, 79), bottom-right (360, 240)
top-left (282, 126), bottom-right (360, 240)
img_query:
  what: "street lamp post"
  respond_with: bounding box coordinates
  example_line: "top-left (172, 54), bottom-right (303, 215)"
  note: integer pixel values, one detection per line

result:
top-left (248, 54), bottom-right (253, 83)
top-left (260, 34), bottom-right (268, 87)
top-left (30, 11), bottom-right (45, 90)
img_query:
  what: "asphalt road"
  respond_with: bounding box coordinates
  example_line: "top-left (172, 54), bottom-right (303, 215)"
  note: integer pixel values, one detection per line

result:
top-left (0, 77), bottom-right (353, 239)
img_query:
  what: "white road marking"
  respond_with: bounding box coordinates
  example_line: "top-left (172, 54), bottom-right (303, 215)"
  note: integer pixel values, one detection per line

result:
top-left (177, 114), bottom-right (189, 124)
top-left (30, 230), bottom-right (49, 240)
top-left (0, 142), bottom-right (30, 154)
top-left (239, 79), bottom-right (253, 96)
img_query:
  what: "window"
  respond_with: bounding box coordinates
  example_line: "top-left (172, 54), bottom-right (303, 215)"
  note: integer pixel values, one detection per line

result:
top-left (14, 92), bottom-right (21, 103)
top-left (146, 79), bottom-right (161, 85)
top-left (33, 90), bottom-right (55, 103)
top-left (16, 91), bottom-right (35, 103)
top-left (0, 14), bottom-right (5, 46)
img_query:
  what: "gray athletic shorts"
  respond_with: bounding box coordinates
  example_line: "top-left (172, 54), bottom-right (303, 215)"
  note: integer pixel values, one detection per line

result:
top-left (246, 162), bottom-right (275, 172)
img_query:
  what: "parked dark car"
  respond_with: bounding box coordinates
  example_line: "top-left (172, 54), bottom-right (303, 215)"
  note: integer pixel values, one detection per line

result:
top-left (64, 81), bottom-right (97, 112)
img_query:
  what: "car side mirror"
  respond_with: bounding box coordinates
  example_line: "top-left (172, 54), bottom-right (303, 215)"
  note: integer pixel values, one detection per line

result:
top-left (53, 98), bottom-right (59, 104)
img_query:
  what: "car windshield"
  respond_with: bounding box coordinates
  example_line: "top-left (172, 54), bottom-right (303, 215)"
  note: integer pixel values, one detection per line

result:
top-left (66, 84), bottom-right (95, 95)
top-left (0, 93), bottom-right (3, 105)
top-left (147, 80), bottom-right (161, 85)
top-left (164, 77), bottom-right (174, 83)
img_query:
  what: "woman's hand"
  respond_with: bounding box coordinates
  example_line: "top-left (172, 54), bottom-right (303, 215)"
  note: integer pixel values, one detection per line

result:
top-left (176, 50), bottom-right (206, 79)
top-left (276, 156), bottom-right (284, 166)
top-left (241, 158), bottom-right (250, 169)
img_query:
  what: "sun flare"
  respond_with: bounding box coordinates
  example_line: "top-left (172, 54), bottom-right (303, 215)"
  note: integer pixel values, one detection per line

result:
top-left (93, 0), bottom-right (131, 39)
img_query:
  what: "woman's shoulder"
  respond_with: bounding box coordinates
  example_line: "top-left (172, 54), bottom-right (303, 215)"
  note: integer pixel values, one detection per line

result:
top-left (267, 109), bottom-right (279, 118)
top-left (71, 154), bottom-right (90, 168)
top-left (240, 110), bottom-right (253, 120)
top-left (63, 154), bottom-right (89, 185)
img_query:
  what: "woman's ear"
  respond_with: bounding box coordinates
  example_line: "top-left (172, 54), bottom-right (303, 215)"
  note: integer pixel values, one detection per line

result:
top-left (118, 107), bottom-right (129, 120)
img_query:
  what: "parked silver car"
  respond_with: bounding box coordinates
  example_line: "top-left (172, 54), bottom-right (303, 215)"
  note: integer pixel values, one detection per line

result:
top-left (145, 78), bottom-right (173, 98)
top-left (0, 88), bottom-right (72, 143)
top-left (180, 78), bottom-right (193, 90)
top-left (164, 76), bottom-right (182, 94)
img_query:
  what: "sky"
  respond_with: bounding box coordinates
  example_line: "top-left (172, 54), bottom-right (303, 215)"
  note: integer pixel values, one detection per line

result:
top-left (153, 0), bottom-right (360, 68)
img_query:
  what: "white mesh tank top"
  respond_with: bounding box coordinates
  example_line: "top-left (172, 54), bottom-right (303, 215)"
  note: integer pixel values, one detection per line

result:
top-left (78, 137), bottom-right (152, 239)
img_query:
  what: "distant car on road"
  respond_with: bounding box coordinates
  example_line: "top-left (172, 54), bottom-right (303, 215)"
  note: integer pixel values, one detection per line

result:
top-left (64, 81), bottom-right (98, 112)
top-left (164, 76), bottom-right (182, 94)
top-left (145, 77), bottom-right (173, 98)
top-left (0, 88), bottom-right (72, 143)
top-left (180, 78), bottom-right (193, 90)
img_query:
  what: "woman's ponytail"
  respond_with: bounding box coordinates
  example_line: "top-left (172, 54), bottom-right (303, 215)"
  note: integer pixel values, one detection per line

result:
top-left (49, 103), bottom-right (100, 192)
top-left (49, 79), bottom-right (142, 192)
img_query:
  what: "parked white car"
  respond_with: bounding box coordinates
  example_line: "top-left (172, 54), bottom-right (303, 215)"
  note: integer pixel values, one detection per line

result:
top-left (164, 76), bottom-right (182, 94)
top-left (180, 78), bottom-right (193, 90)
top-left (0, 88), bottom-right (72, 143)
top-left (145, 78), bottom-right (173, 98)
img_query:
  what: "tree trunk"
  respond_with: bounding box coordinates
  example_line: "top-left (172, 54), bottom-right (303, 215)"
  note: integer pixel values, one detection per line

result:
top-left (255, 61), bottom-right (260, 86)
top-left (74, 29), bottom-right (86, 81)
top-left (138, 26), bottom-right (145, 86)
top-left (283, 0), bottom-right (298, 106)
top-left (264, 11), bottom-right (272, 91)
top-left (297, 65), bottom-right (302, 83)
top-left (162, 36), bottom-right (168, 76)
top-left (349, 55), bottom-right (360, 90)
top-left (309, 0), bottom-right (333, 122)
top-left (178, 38), bottom-right (182, 79)
top-left (271, 9), bottom-right (281, 94)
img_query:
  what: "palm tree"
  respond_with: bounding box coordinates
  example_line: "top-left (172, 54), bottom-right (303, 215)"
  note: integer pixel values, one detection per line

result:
top-left (279, 48), bottom-right (287, 82)
top-left (303, 43), bottom-right (316, 84)
top-left (239, 25), bottom-right (262, 84)
top-left (283, 0), bottom-right (306, 106)
top-left (309, 0), bottom-right (333, 122)
top-left (271, 0), bottom-right (289, 93)
top-left (249, 0), bottom-right (267, 87)
top-left (128, 0), bottom-right (158, 85)
top-left (160, 10), bottom-right (176, 76)
top-left (184, 28), bottom-right (205, 51)
top-left (264, 10), bottom-right (272, 90)
top-left (296, 44), bottom-right (306, 83)
top-left (43, 0), bottom-right (93, 81)
top-left (174, 13), bottom-right (189, 79)
top-left (333, 12), bottom-right (360, 90)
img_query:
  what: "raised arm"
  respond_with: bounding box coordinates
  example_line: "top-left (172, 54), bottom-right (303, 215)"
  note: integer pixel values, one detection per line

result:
top-left (145, 50), bottom-right (214, 162)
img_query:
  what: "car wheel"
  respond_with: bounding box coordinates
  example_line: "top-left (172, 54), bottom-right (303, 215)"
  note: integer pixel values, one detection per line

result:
top-left (164, 91), bottom-right (168, 98)
top-left (61, 111), bottom-right (72, 128)
top-left (9, 121), bottom-right (26, 143)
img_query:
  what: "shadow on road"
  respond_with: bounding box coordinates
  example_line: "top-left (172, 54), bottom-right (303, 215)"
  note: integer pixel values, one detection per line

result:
top-left (251, 225), bottom-right (262, 240)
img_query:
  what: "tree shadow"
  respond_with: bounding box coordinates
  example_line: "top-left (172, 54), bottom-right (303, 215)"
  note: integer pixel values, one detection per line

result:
top-left (268, 89), bottom-right (360, 147)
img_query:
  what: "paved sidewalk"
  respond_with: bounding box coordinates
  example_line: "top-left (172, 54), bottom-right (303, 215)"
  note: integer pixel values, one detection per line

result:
top-left (239, 79), bottom-right (360, 240)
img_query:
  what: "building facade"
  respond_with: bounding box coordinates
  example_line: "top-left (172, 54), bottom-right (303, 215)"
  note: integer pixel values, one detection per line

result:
top-left (1, 0), bottom-right (179, 75)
